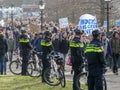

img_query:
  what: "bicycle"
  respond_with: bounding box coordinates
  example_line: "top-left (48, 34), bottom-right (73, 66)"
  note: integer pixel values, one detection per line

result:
top-left (43, 53), bottom-right (66, 88)
top-left (75, 61), bottom-right (107, 90)
top-left (9, 50), bottom-right (42, 76)
top-left (9, 52), bottom-right (22, 75)
top-left (27, 51), bottom-right (43, 77)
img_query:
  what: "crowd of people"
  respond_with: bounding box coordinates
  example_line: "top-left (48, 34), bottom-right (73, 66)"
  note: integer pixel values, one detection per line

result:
top-left (0, 17), bottom-right (120, 90)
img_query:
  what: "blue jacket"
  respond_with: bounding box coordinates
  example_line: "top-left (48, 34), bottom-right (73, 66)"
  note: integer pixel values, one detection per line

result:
top-left (34, 38), bottom-right (42, 52)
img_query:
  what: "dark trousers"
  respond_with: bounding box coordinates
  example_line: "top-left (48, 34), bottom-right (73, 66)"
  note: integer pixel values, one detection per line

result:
top-left (8, 50), bottom-right (13, 62)
top-left (21, 53), bottom-right (29, 75)
top-left (73, 68), bottom-right (81, 90)
top-left (88, 75), bottom-right (103, 90)
top-left (112, 53), bottom-right (119, 73)
top-left (0, 55), bottom-right (6, 74)
top-left (42, 54), bottom-right (51, 82)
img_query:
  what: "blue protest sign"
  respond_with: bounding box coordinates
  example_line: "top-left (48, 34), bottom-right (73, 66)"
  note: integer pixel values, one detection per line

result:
top-left (79, 14), bottom-right (98, 35)
top-left (115, 19), bottom-right (120, 27)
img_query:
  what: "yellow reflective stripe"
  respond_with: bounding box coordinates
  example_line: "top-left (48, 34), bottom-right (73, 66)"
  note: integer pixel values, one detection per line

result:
top-left (85, 49), bottom-right (103, 53)
top-left (86, 47), bottom-right (102, 50)
top-left (79, 43), bottom-right (84, 48)
top-left (70, 41), bottom-right (84, 48)
top-left (85, 44), bottom-right (103, 53)
top-left (41, 40), bottom-right (52, 46)
top-left (19, 39), bottom-right (29, 43)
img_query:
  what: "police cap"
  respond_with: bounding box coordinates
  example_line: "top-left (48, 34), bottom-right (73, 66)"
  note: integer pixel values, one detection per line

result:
top-left (44, 31), bottom-right (52, 37)
top-left (74, 29), bottom-right (82, 35)
top-left (21, 30), bottom-right (26, 33)
top-left (92, 29), bottom-right (101, 37)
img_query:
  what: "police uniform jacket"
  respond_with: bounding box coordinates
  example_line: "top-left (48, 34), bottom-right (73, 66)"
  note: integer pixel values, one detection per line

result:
top-left (85, 38), bottom-right (106, 76)
top-left (19, 34), bottom-right (32, 53)
top-left (70, 37), bottom-right (84, 69)
top-left (41, 38), bottom-right (53, 54)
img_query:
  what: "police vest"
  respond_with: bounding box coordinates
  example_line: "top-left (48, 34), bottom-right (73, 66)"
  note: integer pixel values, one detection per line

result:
top-left (85, 44), bottom-right (103, 53)
top-left (19, 38), bottom-right (29, 43)
top-left (41, 40), bottom-right (52, 47)
top-left (69, 40), bottom-right (84, 48)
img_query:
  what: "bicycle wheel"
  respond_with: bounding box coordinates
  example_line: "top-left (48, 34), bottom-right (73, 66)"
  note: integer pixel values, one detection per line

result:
top-left (75, 72), bottom-right (88, 90)
top-left (9, 60), bottom-right (21, 75)
top-left (27, 61), bottom-right (41, 77)
top-left (43, 67), bottom-right (61, 86)
top-left (59, 69), bottom-right (66, 88)
top-left (103, 76), bottom-right (107, 90)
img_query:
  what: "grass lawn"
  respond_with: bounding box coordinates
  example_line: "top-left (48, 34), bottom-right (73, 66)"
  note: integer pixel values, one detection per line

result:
top-left (0, 75), bottom-right (71, 90)
top-left (0, 75), bottom-right (87, 90)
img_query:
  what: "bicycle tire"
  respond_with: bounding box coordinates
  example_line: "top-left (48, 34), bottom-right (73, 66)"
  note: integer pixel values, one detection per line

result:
top-left (103, 76), bottom-right (107, 90)
top-left (27, 61), bottom-right (41, 77)
top-left (9, 60), bottom-right (21, 75)
top-left (59, 69), bottom-right (66, 88)
top-left (76, 72), bottom-right (107, 90)
top-left (75, 72), bottom-right (88, 90)
top-left (43, 67), bottom-right (61, 86)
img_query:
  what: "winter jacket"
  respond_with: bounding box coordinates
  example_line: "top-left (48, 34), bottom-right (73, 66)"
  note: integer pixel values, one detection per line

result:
top-left (34, 38), bottom-right (42, 52)
top-left (110, 37), bottom-right (120, 54)
top-left (52, 39), bottom-right (60, 52)
top-left (102, 38), bottom-right (112, 57)
top-left (59, 38), bottom-right (69, 54)
top-left (7, 38), bottom-right (15, 51)
top-left (0, 34), bottom-right (8, 55)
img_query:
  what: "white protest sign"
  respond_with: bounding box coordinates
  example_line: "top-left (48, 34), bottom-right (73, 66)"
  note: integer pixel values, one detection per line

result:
top-left (79, 14), bottom-right (98, 35)
top-left (59, 17), bottom-right (69, 28)
top-left (0, 19), bottom-right (5, 27)
top-left (103, 21), bottom-right (107, 28)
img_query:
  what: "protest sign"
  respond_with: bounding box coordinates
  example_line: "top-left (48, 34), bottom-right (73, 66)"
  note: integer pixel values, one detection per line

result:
top-left (59, 17), bottom-right (69, 29)
top-left (79, 14), bottom-right (98, 35)
top-left (115, 19), bottom-right (120, 27)
top-left (103, 21), bottom-right (107, 28)
top-left (0, 20), bottom-right (5, 27)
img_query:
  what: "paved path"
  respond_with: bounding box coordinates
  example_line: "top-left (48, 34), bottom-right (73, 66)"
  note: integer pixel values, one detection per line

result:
top-left (65, 65), bottom-right (120, 90)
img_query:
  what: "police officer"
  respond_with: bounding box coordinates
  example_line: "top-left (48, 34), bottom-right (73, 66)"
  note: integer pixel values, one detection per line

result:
top-left (85, 29), bottom-right (106, 90)
top-left (70, 29), bottom-right (84, 90)
top-left (19, 30), bottom-right (32, 75)
top-left (41, 31), bottom-right (53, 82)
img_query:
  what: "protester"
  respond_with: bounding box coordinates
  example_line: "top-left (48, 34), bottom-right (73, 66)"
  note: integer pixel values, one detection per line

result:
top-left (110, 31), bottom-right (120, 75)
top-left (34, 32), bottom-right (43, 53)
top-left (59, 32), bottom-right (69, 68)
top-left (52, 33), bottom-right (60, 55)
top-left (7, 31), bottom-right (15, 62)
top-left (101, 32), bottom-right (112, 68)
top-left (0, 32), bottom-right (8, 75)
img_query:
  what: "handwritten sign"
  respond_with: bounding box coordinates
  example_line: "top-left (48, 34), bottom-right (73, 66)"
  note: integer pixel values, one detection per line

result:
top-left (59, 17), bottom-right (69, 29)
top-left (79, 14), bottom-right (98, 35)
